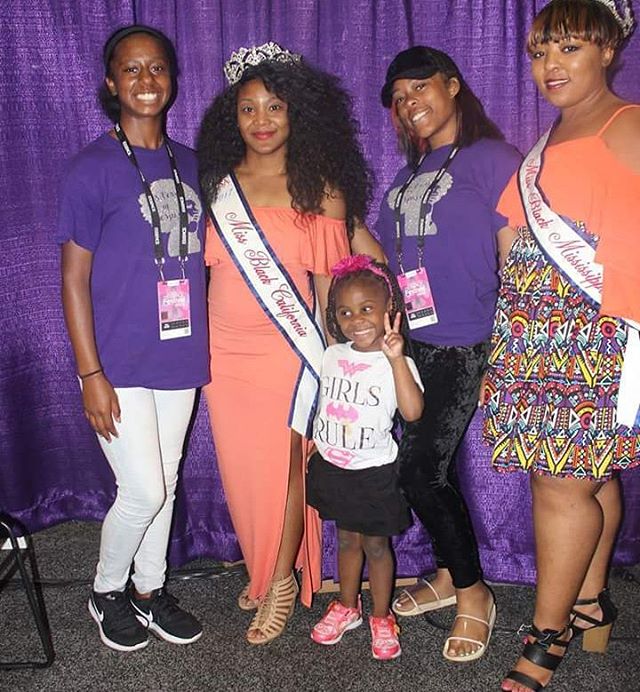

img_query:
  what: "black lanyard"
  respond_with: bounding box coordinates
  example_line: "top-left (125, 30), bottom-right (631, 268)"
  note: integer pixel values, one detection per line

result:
top-left (114, 122), bottom-right (189, 280)
top-left (393, 145), bottom-right (459, 272)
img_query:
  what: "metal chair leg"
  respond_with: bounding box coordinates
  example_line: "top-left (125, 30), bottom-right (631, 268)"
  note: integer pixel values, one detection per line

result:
top-left (0, 516), bottom-right (55, 669)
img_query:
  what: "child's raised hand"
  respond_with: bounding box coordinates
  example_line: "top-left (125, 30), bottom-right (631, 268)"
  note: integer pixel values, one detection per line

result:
top-left (382, 311), bottom-right (404, 360)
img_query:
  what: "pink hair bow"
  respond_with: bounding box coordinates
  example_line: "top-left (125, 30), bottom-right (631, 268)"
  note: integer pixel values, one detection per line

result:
top-left (331, 254), bottom-right (375, 278)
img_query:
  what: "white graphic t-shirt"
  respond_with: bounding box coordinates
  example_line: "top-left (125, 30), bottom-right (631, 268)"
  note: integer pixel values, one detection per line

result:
top-left (313, 342), bottom-right (423, 470)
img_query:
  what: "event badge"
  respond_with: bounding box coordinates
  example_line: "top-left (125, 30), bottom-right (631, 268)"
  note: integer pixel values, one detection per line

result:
top-left (157, 279), bottom-right (191, 340)
top-left (397, 268), bottom-right (438, 329)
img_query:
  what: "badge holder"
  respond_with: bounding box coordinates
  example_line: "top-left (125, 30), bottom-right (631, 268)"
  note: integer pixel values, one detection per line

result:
top-left (393, 147), bottom-right (458, 331)
top-left (157, 259), bottom-right (191, 340)
top-left (114, 122), bottom-right (193, 342)
top-left (398, 267), bottom-right (438, 329)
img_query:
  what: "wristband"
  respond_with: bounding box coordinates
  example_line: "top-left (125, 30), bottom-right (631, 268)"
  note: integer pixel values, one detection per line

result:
top-left (79, 367), bottom-right (103, 380)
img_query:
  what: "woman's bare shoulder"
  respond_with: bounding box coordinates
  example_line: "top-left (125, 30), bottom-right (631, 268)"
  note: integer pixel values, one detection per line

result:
top-left (602, 104), bottom-right (640, 174)
top-left (321, 187), bottom-right (346, 220)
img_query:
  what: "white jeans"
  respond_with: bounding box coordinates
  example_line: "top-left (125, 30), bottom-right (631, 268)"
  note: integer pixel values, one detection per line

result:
top-left (93, 387), bottom-right (195, 594)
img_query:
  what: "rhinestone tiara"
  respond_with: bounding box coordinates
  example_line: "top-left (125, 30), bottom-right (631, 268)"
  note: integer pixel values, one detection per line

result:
top-left (593, 0), bottom-right (635, 38)
top-left (223, 42), bottom-right (301, 86)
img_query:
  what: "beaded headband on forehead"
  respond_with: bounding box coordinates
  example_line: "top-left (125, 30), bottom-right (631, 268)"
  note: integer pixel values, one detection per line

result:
top-left (331, 255), bottom-right (394, 297)
top-left (223, 41), bottom-right (302, 85)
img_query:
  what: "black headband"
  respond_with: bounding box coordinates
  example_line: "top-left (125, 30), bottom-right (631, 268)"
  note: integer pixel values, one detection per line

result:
top-left (103, 25), bottom-right (173, 72)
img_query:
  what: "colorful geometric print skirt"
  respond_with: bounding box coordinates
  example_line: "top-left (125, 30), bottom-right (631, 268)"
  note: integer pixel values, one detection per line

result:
top-left (482, 225), bottom-right (640, 480)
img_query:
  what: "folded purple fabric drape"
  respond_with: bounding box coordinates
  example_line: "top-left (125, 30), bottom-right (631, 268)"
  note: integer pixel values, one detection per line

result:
top-left (1, 0), bottom-right (639, 584)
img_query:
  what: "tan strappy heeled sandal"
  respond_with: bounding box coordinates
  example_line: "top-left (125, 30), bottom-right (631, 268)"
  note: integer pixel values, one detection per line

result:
top-left (246, 572), bottom-right (299, 645)
top-left (238, 583), bottom-right (259, 611)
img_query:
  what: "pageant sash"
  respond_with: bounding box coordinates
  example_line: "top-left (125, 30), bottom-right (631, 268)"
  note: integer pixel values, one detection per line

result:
top-left (519, 129), bottom-right (640, 427)
top-left (209, 174), bottom-right (325, 437)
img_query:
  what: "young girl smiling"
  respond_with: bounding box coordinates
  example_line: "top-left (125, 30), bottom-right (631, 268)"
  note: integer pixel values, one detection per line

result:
top-left (307, 255), bottom-right (423, 660)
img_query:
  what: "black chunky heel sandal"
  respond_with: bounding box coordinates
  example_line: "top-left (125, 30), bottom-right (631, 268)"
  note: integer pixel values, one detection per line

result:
top-left (570, 588), bottom-right (617, 653)
top-left (502, 624), bottom-right (572, 691)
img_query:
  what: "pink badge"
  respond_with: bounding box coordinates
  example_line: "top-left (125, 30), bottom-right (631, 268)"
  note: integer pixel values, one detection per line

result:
top-left (397, 267), bottom-right (438, 329)
top-left (157, 279), bottom-right (191, 340)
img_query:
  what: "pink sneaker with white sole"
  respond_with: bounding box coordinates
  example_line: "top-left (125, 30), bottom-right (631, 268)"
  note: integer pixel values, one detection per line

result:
top-left (369, 612), bottom-right (401, 660)
top-left (311, 598), bottom-right (363, 645)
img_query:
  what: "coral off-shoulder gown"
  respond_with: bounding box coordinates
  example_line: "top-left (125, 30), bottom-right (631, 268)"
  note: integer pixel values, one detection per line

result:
top-left (204, 207), bottom-right (349, 606)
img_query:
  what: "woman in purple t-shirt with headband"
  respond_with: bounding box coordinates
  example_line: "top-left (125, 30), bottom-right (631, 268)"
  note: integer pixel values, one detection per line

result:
top-left (57, 25), bottom-right (208, 653)
top-left (375, 46), bottom-right (521, 661)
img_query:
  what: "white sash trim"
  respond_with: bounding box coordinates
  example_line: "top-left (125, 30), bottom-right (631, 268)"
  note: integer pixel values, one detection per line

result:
top-left (210, 174), bottom-right (326, 436)
top-left (519, 130), bottom-right (640, 427)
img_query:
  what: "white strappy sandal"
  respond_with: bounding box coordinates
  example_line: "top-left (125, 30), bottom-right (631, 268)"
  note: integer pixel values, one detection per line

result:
top-left (442, 600), bottom-right (497, 662)
top-left (391, 578), bottom-right (457, 617)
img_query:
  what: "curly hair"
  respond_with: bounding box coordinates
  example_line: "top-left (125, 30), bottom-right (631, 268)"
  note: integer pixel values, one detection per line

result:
top-left (197, 59), bottom-right (373, 237)
top-left (326, 260), bottom-right (406, 345)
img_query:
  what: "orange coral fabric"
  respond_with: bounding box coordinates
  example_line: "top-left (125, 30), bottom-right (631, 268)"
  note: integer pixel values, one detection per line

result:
top-left (204, 207), bottom-right (349, 607)
top-left (498, 106), bottom-right (640, 323)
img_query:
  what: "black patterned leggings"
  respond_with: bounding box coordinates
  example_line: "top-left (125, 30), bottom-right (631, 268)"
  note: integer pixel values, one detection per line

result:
top-left (398, 338), bottom-right (491, 589)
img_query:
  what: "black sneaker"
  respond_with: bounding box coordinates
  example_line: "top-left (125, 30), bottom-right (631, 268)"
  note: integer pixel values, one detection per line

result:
top-left (130, 587), bottom-right (203, 644)
top-left (88, 590), bottom-right (149, 652)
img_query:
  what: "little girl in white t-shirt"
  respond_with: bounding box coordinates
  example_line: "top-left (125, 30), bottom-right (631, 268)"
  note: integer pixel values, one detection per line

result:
top-left (307, 254), bottom-right (423, 660)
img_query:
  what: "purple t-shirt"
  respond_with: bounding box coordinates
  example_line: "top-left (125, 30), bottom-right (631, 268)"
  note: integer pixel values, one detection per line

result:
top-left (375, 138), bottom-right (521, 346)
top-left (57, 133), bottom-right (209, 390)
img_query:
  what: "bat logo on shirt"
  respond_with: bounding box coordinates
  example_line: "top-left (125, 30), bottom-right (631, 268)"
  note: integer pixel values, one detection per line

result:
top-left (337, 359), bottom-right (371, 377)
top-left (326, 402), bottom-right (359, 423)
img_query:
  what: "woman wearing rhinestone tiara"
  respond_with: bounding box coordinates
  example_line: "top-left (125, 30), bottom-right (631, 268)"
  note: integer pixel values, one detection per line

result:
top-left (481, 1), bottom-right (640, 689)
top-left (198, 43), bottom-right (375, 644)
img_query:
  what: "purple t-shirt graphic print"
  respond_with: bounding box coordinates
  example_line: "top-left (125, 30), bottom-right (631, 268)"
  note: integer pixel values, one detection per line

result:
top-left (57, 133), bottom-right (209, 390)
top-left (375, 138), bottom-right (521, 347)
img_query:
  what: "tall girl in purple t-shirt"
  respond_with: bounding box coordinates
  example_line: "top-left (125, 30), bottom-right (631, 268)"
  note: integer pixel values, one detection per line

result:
top-left (57, 26), bottom-right (209, 652)
top-left (375, 46), bottom-right (521, 662)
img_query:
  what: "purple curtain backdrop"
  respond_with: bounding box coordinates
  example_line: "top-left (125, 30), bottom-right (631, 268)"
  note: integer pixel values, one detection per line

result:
top-left (1, 0), bottom-right (639, 585)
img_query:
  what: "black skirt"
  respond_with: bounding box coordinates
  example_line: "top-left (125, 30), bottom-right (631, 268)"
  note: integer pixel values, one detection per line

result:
top-left (306, 452), bottom-right (411, 537)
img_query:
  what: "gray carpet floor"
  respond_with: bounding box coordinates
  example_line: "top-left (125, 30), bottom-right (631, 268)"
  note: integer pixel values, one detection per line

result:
top-left (1, 521), bottom-right (639, 692)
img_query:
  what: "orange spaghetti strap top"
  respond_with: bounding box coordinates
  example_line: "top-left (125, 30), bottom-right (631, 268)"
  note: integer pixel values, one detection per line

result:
top-left (596, 104), bottom-right (640, 136)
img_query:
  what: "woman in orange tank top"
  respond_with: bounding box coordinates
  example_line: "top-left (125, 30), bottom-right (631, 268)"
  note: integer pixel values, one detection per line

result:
top-left (481, 2), bottom-right (640, 690)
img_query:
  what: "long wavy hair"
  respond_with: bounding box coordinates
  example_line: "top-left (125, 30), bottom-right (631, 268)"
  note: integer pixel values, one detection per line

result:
top-left (197, 59), bottom-right (373, 237)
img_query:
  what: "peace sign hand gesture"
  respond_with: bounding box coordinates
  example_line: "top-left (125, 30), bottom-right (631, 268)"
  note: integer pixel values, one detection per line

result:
top-left (382, 311), bottom-right (404, 361)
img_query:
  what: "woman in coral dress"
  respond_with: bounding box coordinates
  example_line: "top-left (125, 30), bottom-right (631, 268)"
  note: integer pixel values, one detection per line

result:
top-left (197, 43), bottom-right (376, 644)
